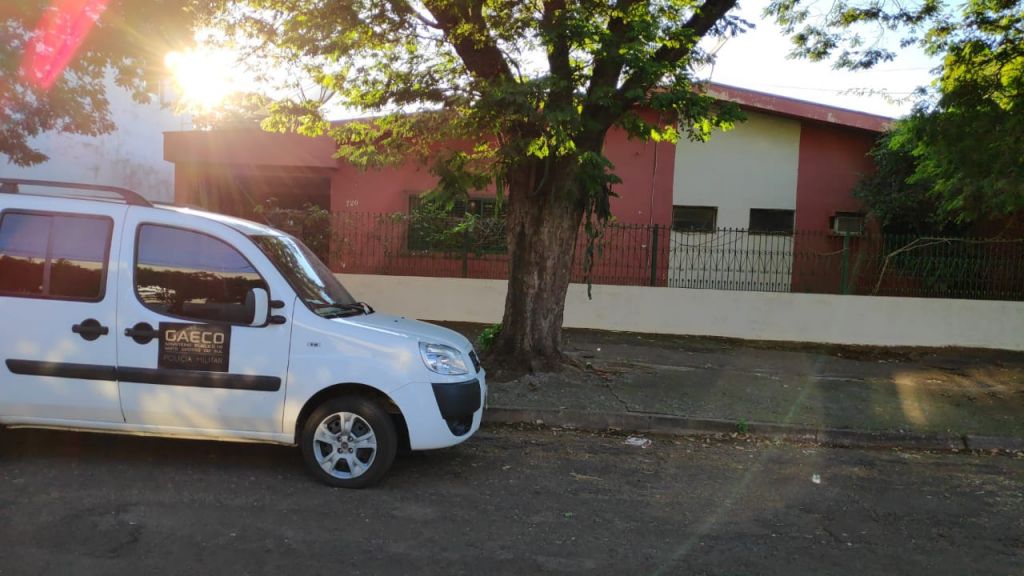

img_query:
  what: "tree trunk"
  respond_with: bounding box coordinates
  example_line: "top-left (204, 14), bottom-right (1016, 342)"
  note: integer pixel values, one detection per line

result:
top-left (491, 157), bottom-right (584, 372)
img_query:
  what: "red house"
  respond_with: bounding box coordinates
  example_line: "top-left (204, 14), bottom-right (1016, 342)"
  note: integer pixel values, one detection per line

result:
top-left (164, 84), bottom-right (890, 289)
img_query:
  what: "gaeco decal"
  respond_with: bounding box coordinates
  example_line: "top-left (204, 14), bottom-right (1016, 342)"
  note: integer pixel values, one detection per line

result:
top-left (164, 329), bottom-right (226, 345)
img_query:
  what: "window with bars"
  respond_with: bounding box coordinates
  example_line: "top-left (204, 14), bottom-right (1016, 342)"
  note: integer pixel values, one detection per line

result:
top-left (408, 195), bottom-right (500, 217)
top-left (749, 208), bottom-right (795, 235)
top-left (672, 206), bottom-right (718, 233)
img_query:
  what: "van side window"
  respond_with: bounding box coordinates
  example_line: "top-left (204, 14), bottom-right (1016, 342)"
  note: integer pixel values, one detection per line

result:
top-left (0, 211), bottom-right (111, 300)
top-left (134, 224), bottom-right (267, 324)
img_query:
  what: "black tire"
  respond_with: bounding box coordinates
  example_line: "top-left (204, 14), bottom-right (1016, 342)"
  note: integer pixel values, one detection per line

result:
top-left (300, 395), bottom-right (397, 488)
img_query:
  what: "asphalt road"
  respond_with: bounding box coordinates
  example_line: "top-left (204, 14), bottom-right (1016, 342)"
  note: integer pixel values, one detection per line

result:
top-left (0, 426), bottom-right (1021, 576)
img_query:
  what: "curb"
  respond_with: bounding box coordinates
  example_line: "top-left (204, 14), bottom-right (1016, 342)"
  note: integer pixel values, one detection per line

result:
top-left (484, 407), bottom-right (1023, 452)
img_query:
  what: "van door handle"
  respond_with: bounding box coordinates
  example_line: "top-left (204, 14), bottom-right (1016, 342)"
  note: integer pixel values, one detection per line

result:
top-left (71, 319), bottom-right (109, 341)
top-left (124, 322), bottom-right (159, 345)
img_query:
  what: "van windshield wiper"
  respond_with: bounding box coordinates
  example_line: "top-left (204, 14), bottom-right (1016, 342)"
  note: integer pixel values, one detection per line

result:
top-left (341, 301), bottom-right (374, 314)
top-left (316, 302), bottom-right (374, 318)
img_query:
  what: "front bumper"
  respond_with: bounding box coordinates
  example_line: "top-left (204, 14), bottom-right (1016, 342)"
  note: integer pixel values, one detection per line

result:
top-left (392, 370), bottom-right (487, 450)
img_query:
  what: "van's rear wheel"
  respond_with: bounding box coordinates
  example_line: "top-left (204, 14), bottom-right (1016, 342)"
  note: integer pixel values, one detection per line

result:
top-left (300, 396), bottom-right (397, 488)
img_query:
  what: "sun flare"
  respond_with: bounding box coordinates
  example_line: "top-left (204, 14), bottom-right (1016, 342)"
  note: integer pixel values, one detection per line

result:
top-left (164, 48), bottom-right (239, 111)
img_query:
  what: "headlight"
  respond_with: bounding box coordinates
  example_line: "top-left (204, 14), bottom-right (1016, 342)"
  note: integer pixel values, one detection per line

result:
top-left (419, 342), bottom-right (469, 375)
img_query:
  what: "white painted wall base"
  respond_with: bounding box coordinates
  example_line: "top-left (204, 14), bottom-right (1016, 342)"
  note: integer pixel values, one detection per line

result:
top-left (337, 274), bottom-right (1024, 351)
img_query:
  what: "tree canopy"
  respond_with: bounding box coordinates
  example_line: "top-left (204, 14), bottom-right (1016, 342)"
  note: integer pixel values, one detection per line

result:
top-left (0, 0), bottom-right (192, 166)
top-left (817, 0), bottom-right (1023, 229)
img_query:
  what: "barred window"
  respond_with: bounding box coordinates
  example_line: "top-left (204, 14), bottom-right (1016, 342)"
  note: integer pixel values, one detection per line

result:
top-left (672, 206), bottom-right (717, 232)
top-left (749, 209), bottom-right (795, 235)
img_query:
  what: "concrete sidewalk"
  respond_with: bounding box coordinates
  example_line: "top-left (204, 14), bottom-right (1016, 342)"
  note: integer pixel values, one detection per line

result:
top-left (443, 323), bottom-right (1024, 451)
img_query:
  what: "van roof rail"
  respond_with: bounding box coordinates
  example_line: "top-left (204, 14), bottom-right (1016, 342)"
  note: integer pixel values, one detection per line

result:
top-left (0, 178), bottom-right (153, 207)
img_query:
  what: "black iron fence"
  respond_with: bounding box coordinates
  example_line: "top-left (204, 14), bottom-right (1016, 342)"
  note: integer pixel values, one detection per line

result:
top-left (318, 212), bottom-right (1024, 301)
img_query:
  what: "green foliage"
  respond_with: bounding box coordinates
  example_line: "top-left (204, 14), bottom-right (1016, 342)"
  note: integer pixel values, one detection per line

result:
top-left (847, 0), bottom-right (1023, 228)
top-left (579, 151), bottom-right (621, 297)
top-left (406, 196), bottom-right (506, 255)
top-left (0, 1), bottom-right (195, 165)
top-left (913, 0), bottom-right (1023, 221)
top-left (853, 125), bottom-right (951, 235)
top-left (426, 150), bottom-right (496, 210)
top-left (476, 323), bottom-right (503, 353)
top-left (767, 0), bottom-right (942, 70)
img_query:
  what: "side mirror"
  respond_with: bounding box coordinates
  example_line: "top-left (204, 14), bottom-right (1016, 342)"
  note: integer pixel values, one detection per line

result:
top-left (246, 287), bottom-right (270, 327)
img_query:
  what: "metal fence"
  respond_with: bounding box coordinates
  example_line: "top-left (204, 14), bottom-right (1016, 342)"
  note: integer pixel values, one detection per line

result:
top-left (320, 212), bottom-right (1024, 301)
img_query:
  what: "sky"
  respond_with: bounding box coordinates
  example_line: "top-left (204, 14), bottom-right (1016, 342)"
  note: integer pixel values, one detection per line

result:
top-left (705, 0), bottom-right (938, 118)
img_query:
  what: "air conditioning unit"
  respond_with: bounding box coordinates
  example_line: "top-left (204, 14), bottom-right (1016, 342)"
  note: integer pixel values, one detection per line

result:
top-left (832, 213), bottom-right (865, 236)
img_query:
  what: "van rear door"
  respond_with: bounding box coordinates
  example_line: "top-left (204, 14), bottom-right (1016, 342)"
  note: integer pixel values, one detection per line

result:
top-left (0, 198), bottom-right (125, 423)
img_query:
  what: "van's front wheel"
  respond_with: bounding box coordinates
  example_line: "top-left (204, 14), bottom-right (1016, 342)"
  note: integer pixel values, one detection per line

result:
top-left (300, 396), bottom-right (397, 488)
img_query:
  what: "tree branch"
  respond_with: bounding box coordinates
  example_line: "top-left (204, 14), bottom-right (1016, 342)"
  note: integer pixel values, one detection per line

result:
top-left (541, 0), bottom-right (572, 106)
top-left (423, 0), bottom-right (513, 82)
top-left (586, 0), bottom-right (738, 134)
top-left (410, 12), bottom-right (441, 28)
top-left (583, 0), bottom-right (640, 112)
top-left (618, 0), bottom-right (737, 98)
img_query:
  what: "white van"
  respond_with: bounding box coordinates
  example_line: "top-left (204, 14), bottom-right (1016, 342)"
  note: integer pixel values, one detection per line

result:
top-left (0, 179), bottom-right (486, 488)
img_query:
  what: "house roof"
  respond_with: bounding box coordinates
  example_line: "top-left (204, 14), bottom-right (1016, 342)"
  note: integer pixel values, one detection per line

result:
top-left (319, 84), bottom-right (895, 133)
top-left (164, 84), bottom-right (892, 167)
top-left (164, 128), bottom-right (337, 169)
top-left (704, 83), bottom-right (892, 133)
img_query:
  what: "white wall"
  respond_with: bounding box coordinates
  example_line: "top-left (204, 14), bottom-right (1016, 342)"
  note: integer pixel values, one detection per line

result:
top-left (673, 110), bottom-right (801, 227)
top-left (338, 274), bottom-right (1024, 351)
top-left (0, 75), bottom-right (190, 202)
top-left (671, 111), bottom-right (803, 291)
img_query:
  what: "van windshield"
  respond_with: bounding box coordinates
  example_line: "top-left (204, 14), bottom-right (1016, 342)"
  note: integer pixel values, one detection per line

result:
top-left (251, 234), bottom-right (359, 317)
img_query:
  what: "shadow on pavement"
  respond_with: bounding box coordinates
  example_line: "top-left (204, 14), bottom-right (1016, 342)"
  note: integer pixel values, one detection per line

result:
top-left (444, 322), bottom-right (1024, 439)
